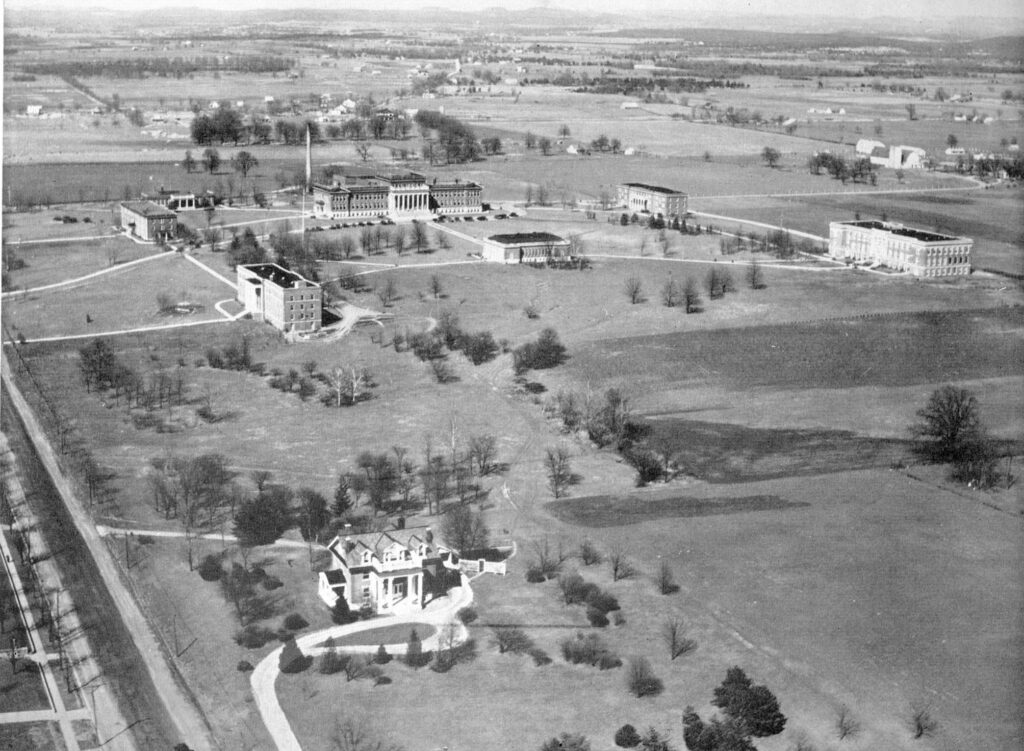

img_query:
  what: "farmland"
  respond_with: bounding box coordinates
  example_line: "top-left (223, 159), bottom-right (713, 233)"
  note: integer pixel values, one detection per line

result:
top-left (3, 7), bottom-right (1023, 751)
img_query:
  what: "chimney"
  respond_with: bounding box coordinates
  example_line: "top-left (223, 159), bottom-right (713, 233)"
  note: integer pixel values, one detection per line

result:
top-left (425, 527), bottom-right (433, 543)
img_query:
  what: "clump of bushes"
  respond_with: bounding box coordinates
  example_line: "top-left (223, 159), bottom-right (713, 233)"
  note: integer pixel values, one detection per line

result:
top-left (457, 606), bottom-right (478, 624)
top-left (234, 624), bottom-right (276, 649)
top-left (513, 327), bottom-right (567, 374)
top-left (528, 646), bottom-right (552, 666)
top-left (236, 660), bottom-right (254, 673)
top-left (493, 626), bottom-right (533, 655)
top-left (626, 656), bottom-right (664, 697)
top-left (614, 724), bottom-right (641, 748)
top-left (282, 613), bottom-right (309, 631)
top-left (560, 632), bottom-right (620, 669)
top-left (278, 637), bottom-right (311, 674)
top-left (197, 554), bottom-right (222, 582)
top-left (558, 572), bottom-right (621, 627)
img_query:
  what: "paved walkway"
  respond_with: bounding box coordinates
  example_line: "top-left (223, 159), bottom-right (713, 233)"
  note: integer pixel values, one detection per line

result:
top-left (95, 524), bottom-right (310, 549)
top-left (250, 580), bottom-right (474, 751)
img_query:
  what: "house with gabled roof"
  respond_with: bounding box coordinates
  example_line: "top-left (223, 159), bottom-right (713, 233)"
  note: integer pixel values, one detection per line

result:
top-left (317, 527), bottom-right (460, 615)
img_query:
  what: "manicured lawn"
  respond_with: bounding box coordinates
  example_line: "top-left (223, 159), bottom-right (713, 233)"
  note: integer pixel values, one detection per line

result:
top-left (2, 251), bottom-right (235, 341)
top-left (0, 661), bottom-right (52, 713)
top-left (0, 721), bottom-right (66, 751)
top-left (327, 622), bottom-right (436, 648)
top-left (4, 237), bottom-right (158, 291)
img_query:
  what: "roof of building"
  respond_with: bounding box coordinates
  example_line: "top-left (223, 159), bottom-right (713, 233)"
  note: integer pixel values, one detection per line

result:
top-left (120, 200), bottom-right (177, 218)
top-left (329, 527), bottom-right (448, 568)
top-left (486, 232), bottom-right (568, 245)
top-left (840, 220), bottom-right (960, 243)
top-left (240, 263), bottom-right (319, 288)
top-left (622, 182), bottom-right (685, 196)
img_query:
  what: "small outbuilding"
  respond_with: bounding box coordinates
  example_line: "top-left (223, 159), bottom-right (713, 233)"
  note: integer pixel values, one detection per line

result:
top-left (480, 232), bottom-right (572, 264)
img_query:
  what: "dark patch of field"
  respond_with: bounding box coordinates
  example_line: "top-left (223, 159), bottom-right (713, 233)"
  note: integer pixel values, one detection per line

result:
top-left (324, 622), bottom-right (436, 648)
top-left (568, 306), bottom-right (1024, 392)
top-left (0, 660), bottom-right (51, 713)
top-left (546, 491), bottom-right (806, 527)
top-left (646, 418), bottom-right (916, 483)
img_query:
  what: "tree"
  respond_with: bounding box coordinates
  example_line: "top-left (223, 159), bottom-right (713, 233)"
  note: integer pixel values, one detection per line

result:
top-left (545, 445), bottom-right (573, 498)
top-left (467, 433), bottom-right (498, 475)
top-left (202, 147), bottom-right (221, 174)
top-left (661, 278), bottom-right (680, 307)
top-left (626, 656), bottom-right (663, 697)
top-left (761, 147), bottom-right (781, 168)
top-left (463, 332), bottom-right (498, 366)
top-left (541, 733), bottom-right (590, 751)
top-left (712, 666), bottom-right (786, 738)
top-left (231, 151), bottom-right (259, 178)
top-left (609, 545), bottom-right (636, 581)
top-left (657, 561), bottom-right (679, 594)
top-left (355, 143), bottom-right (371, 162)
top-left (558, 124), bottom-right (571, 138)
top-left (662, 617), bottom-right (696, 659)
top-left (624, 276), bottom-right (644, 304)
top-left (746, 259), bottom-right (765, 290)
top-left (493, 626), bottom-right (532, 654)
top-left (683, 277), bottom-right (701, 314)
top-left (538, 137), bottom-right (552, 156)
top-left (183, 150), bottom-right (197, 173)
top-left (404, 628), bottom-right (429, 668)
top-left (221, 563), bottom-right (255, 624)
top-left (428, 273), bottom-right (444, 299)
top-left (329, 716), bottom-right (404, 751)
top-left (233, 489), bottom-right (292, 551)
top-left (905, 103), bottom-right (917, 120)
top-left (297, 488), bottom-right (329, 542)
top-left (615, 725), bottom-right (642, 748)
top-left (912, 385), bottom-right (982, 463)
top-left (442, 504), bottom-right (488, 553)
top-left (946, 134), bottom-right (958, 149)
top-left (683, 709), bottom-right (754, 751)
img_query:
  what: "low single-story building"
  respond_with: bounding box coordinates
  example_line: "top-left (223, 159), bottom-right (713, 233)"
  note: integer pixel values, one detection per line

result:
top-left (480, 232), bottom-right (572, 264)
top-left (119, 201), bottom-right (177, 242)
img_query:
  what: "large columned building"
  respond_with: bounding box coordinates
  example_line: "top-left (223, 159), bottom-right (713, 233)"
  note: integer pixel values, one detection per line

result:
top-left (828, 220), bottom-right (972, 278)
top-left (313, 169), bottom-right (482, 220)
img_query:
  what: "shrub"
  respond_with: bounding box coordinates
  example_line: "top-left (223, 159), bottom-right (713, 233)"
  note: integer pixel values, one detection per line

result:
top-left (585, 589), bottom-right (620, 614)
top-left (374, 644), bottom-right (392, 665)
top-left (525, 564), bottom-right (547, 583)
top-left (457, 606), bottom-right (478, 624)
top-left (493, 626), bottom-right (533, 655)
top-left (404, 628), bottom-right (431, 668)
top-left (197, 554), bottom-right (222, 582)
top-left (234, 624), bottom-right (276, 649)
top-left (528, 647), bottom-right (552, 666)
top-left (559, 572), bottom-right (590, 604)
top-left (541, 733), bottom-right (591, 751)
top-left (578, 539), bottom-right (602, 565)
top-left (586, 606), bottom-right (610, 627)
top-left (614, 724), bottom-right (641, 748)
top-left (318, 647), bottom-right (348, 675)
top-left (560, 632), bottom-right (618, 668)
top-left (332, 598), bottom-right (358, 625)
top-left (278, 637), bottom-right (311, 674)
top-left (612, 611), bottom-right (626, 626)
top-left (236, 660), bottom-right (254, 672)
top-left (205, 348), bottom-right (225, 369)
top-left (657, 561), bottom-right (679, 595)
top-left (283, 613), bottom-right (309, 631)
top-left (626, 657), bottom-right (663, 697)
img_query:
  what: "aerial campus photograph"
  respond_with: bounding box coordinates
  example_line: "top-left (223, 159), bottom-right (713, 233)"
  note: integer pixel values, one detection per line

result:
top-left (0, 0), bottom-right (1021, 749)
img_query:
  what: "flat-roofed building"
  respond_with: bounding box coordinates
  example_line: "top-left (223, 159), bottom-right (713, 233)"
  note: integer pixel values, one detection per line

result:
top-left (312, 169), bottom-right (482, 220)
top-left (828, 220), bottom-right (972, 278)
top-left (617, 183), bottom-right (687, 219)
top-left (481, 232), bottom-right (572, 264)
top-left (236, 263), bottom-right (322, 333)
top-left (120, 201), bottom-right (177, 242)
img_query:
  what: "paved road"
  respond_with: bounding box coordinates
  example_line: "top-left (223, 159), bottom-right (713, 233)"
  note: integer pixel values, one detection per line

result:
top-left (1, 360), bottom-right (216, 751)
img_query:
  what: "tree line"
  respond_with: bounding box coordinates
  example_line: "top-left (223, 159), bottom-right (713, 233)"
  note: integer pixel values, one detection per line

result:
top-left (23, 54), bottom-right (292, 80)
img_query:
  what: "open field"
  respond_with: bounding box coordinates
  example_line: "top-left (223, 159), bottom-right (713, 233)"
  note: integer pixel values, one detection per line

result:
top-left (694, 188), bottom-right (1024, 275)
top-left (4, 237), bottom-right (159, 291)
top-left (2, 252), bottom-right (234, 341)
top-left (281, 468), bottom-right (1024, 751)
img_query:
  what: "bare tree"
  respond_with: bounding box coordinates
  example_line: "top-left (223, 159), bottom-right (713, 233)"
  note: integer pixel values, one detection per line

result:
top-left (609, 545), bottom-right (636, 581)
top-left (410, 221), bottom-right (429, 253)
top-left (376, 277), bottom-right (398, 307)
top-left (656, 561), bottom-right (679, 594)
top-left (746, 258), bottom-right (766, 289)
top-left (661, 278), bottom-right (681, 307)
top-left (428, 274), bottom-right (444, 299)
top-left (545, 445), bottom-right (573, 498)
top-left (624, 276), bottom-right (643, 304)
top-left (835, 705), bottom-right (860, 741)
top-left (467, 433), bottom-right (498, 475)
top-left (330, 717), bottom-right (404, 751)
top-left (662, 617), bottom-right (697, 659)
top-left (355, 143), bottom-right (372, 162)
top-left (683, 277), bottom-right (701, 314)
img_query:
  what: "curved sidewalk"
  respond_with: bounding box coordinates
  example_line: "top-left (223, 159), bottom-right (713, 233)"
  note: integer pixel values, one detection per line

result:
top-left (250, 581), bottom-right (474, 751)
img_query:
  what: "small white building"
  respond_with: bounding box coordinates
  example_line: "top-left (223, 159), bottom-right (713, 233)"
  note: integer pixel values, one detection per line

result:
top-left (480, 232), bottom-right (572, 264)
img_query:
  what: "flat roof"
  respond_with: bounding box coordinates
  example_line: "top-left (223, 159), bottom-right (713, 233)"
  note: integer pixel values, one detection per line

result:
top-left (622, 182), bottom-right (684, 196)
top-left (120, 200), bottom-right (176, 218)
top-left (241, 263), bottom-right (318, 288)
top-left (487, 232), bottom-right (568, 245)
top-left (839, 220), bottom-right (960, 243)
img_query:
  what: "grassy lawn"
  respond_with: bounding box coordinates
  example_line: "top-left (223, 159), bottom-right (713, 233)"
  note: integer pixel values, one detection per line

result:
top-left (0, 661), bottom-right (51, 713)
top-left (2, 251), bottom-right (235, 341)
top-left (5, 237), bottom-right (159, 291)
top-left (280, 467), bottom-right (1023, 751)
top-left (0, 721), bottom-right (66, 751)
top-left (328, 622), bottom-right (436, 648)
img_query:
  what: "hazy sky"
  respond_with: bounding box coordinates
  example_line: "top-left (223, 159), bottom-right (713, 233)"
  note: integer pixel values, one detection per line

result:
top-left (6, 0), bottom-right (1024, 18)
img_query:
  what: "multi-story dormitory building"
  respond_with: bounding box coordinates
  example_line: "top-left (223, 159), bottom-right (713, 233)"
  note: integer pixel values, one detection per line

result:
top-left (312, 170), bottom-right (482, 220)
top-left (828, 220), bottom-right (972, 278)
top-left (617, 183), bottom-right (688, 220)
top-left (236, 263), bottom-right (322, 334)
